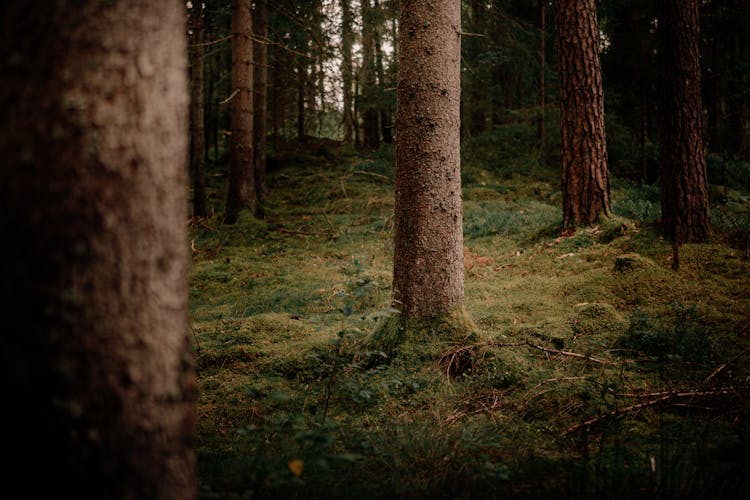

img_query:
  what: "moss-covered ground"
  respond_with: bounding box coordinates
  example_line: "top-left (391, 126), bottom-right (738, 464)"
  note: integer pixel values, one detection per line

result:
top-left (191, 141), bottom-right (750, 499)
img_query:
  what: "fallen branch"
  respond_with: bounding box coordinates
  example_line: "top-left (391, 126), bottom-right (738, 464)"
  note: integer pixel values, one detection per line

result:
top-left (561, 387), bottom-right (749, 437)
top-left (705, 346), bottom-right (750, 384)
top-left (353, 170), bottom-right (391, 182)
top-left (525, 341), bottom-right (614, 365)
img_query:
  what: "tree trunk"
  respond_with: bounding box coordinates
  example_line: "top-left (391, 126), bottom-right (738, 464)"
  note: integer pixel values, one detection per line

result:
top-left (394, 0), bottom-right (464, 319)
top-left (190, 3), bottom-right (208, 218)
top-left (253, 0), bottom-right (268, 202)
top-left (556, 0), bottom-right (611, 228)
top-left (538, 0), bottom-right (546, 148)
top-left (373, 0), bottom-right (392, 144)
top-left (361, 0), bottom-right (381, 150)
top-left (0, 1), bottom-right (196, 498)
top-left (341, 0), bottom-right (355, 143)
top-left (225, 0), bottom-right (257, 222)
top-left (297, 57), bottom-right (306, 142)
top-left (658, 0), bottom-right (711, 244)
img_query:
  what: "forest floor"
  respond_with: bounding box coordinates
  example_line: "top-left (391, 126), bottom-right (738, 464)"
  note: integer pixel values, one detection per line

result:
top-left (190, 140), bottom-right (750, 499)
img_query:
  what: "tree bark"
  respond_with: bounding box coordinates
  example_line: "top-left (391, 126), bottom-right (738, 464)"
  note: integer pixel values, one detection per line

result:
top-left (538, 0), bottom-right (547, 148)
top-left (556, 0), bottom-right (611, 228)
top-left (253, 0), bottom-right (268, 202)
top-left (341, 0), bottom-right (355, 143)
top-left (297, 57), bottom-right (306, 142)
top-left (658, 0), bottom-right (711, 244)
top-left (361, 0), bottom-right (381, 150)
top-left (225, 0), bottom-right (257, 222)
top-left (190, 3), bottom-right (208, 218)
top-left (0, 1), bottom-right (196, 498)
top-left (393, 0), bottom-right (464, 319)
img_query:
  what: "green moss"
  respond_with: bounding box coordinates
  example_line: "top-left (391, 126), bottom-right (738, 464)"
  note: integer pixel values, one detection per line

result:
top-left (365, 307), bottom-right (481, 371)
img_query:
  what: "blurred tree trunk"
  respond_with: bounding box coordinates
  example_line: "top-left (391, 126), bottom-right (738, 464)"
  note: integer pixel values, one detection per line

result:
top-left (394, 0), bottom-right (464, 319)
top-left (226, 0), bottom-right (257, 222)
top-left (0, 1), bottom-right (196, 498)
top-left (341, 0), bottom-right (355, 143)
top-left (253, 0), bottom-right (268, 203)
top-left (556, 0), bottom-right (611, 228)
top-left (658, 0), bottom-right (711, 245)
top-left (190, 3), bottom-right (208, 218)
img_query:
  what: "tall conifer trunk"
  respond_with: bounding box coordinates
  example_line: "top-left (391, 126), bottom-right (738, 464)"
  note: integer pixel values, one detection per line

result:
top-left (393, 0), bottom-right (464, 319)
top-left (341, 0), bottom-right (355, 143)
top-left (253, 0), bottom-right (268, 202)
top-left (0, 1), bottom-right (196, 497)
top-left (225, 0), bottom-right (257, 222)
top-left (556, 0), bottom-right (611, 228)
top-left (190, 3), bottom-right (208, 218)
top-left (658, 0), bottom-right (711, 244)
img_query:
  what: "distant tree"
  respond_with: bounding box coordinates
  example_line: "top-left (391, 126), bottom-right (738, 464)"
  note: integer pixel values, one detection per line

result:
top-left (226, 0), bottom-right (257, 222)
top-left (658, 0), bottom-right (711, 251)
top-left (360, 0), bottom-right (381, 150)
top-left (340, 0), bottom-right (356, 143)
top-left (393, 0), bottom-right (464, 318)
top-left (0, 1), bottom-right (196, 498)
top-left (190, 2), bottom-right (208, 217)
top-left (253, 0), bottom-right (268, 203)
top-left (555, 0), bottom-right (611, 228)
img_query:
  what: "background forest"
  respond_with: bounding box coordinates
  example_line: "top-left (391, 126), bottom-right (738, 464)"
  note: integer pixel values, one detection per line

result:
top-left (185, 0), bottom-right (750, 498)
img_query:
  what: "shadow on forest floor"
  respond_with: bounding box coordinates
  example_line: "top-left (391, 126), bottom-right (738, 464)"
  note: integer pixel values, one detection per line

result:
top-left (190, 141), bottom-right (750, 499)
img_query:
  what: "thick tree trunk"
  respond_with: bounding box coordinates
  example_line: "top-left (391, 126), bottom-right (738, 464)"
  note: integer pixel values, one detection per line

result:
top-left (341, 0), bottom-right (355, 143)
top-left (393, 0), bottom-right (464, 319)
top-left (190, 3), bottom-right (208, 218)
top-left (659, 0), bottom-right (711, 244)
top-left (0, 1), bottom-right (196, 498)
top-left (556, 0), bottom-right (611, 228)
top-left (253, 0), bottom-right (268, 202)
top-left (225, 0), bottom-right (257, 222)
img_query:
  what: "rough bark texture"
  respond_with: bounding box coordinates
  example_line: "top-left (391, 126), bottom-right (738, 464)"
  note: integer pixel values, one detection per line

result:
top-left (190, 4), bottom-right (208, 218)
top-left (226, 0), bottom-right (257, 222)
top-left (658, 0), bottom-right (711, 243)
top-left (253, 0), bottom-right (268, 201)
top-left (394, 0), bottom-right (464, 319)
top-left (0, 1), bottom-right (196, 498)
top-left (556, 0), bottom-right (611, 228)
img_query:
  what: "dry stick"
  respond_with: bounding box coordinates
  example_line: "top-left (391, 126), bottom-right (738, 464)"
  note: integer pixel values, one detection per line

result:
top-left (524, 341), bottom-right (614, 365)
top-left (560, 387), bottom-right (748, 437)
top-left (705, 347), bottom-right (750, 383)
top-left (353, 170), bottom-right (391, 182)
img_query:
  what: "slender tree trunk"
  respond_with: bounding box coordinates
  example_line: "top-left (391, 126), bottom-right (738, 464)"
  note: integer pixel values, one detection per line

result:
top-left (538, 0), bottom-right (546, 148)
top-left (658, 0), bottom-right (711, 245)
top-left (556, 0), bottom-right (611, 228)
top-left (361, 0), bottom-right (381, 150)
top-left (394, 0), bottom-right (464, 319)
top-left (253, 0), bottom-right (268, 203)
top-left (225, 0), bottom-right (256, 222)
top-left (341, 0), bottom-right (355, 143)
top-left (373, 0), bottom-right (392, 144)
top-left (297, 57), bottom-right (306, 142)
top-left (0, 1), bottom-right (196, 498)
top-left (190, 3), bottom-right (208, 217)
